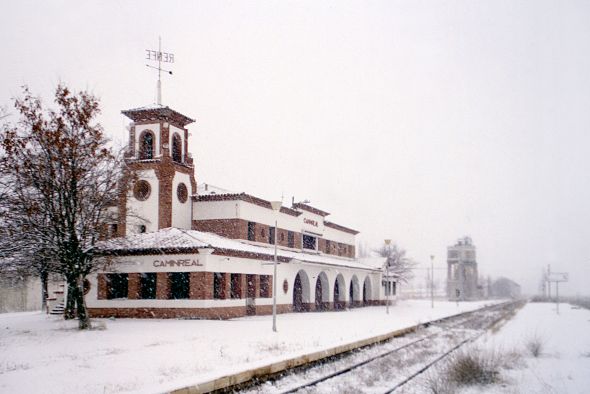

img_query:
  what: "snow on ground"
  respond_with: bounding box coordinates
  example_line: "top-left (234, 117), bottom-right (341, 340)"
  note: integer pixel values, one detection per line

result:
top-left (0, 300), bottom-right (496, 394)
top-left (463, 302), bottom-right (590, 394)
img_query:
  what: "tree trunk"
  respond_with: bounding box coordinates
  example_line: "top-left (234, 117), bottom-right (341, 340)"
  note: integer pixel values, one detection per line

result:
top-left (40, 270), bottom-right (49, 313)
top-left (75, 275), bottom-right (91, 330)
top-left (64, 278), bottom-right (76, 320)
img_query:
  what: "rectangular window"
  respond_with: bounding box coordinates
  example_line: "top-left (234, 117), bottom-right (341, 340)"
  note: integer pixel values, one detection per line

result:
top-left (230, 273), bottom-right (242, 299)
top-left (213, 272), bottom-right (225, 299)
top-left (140, 273), bottom-right (157, 299)
top-left (302, 234), bottom-right (317, 250)
top-left (108, 223), bottom-right (118, 239)
top-left (325, 240), bottom-right (331, 254)
top-left (287, 231), bottom-right (294, 248)
top-left (384, 281), bottom-right (397, 296)
top-left (107, 273), bottom-right (128, 299)
top-left (259, 275), bottom-right (272, 298)
top-left (169, 272), bottom-right (190, 299)
top-left (247, 222), bottom-right (256, 241)
top-left (269, 226), bottom-right (275, 244)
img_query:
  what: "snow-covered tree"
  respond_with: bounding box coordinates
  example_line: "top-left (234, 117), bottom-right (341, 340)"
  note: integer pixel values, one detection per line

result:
top-left (0, 85), bottom-right (127, 329)
top-left (375, 242), bottom-right (417, 284)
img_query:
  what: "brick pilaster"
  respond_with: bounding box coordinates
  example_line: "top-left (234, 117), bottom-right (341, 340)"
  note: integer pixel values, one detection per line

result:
top-left (156, 272), bottom-right (170, 299)
top-left (190, 272), bottom-right (213, 299)
top-left (97, 274), bottom-right (108, 300)
top-left (128, 273), bottom-right (141, 299)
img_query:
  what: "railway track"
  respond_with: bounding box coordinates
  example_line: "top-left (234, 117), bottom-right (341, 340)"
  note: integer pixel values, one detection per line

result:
top-left (237, 301), bottom-right (523, 394)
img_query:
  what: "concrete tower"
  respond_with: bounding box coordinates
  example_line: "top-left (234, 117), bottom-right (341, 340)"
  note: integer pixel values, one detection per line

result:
top-left (447, 236), bottom-right (479, 301)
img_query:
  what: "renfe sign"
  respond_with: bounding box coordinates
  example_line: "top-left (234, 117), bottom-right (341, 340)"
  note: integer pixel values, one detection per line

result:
top-left (145, 50), bottom-right (175, 63)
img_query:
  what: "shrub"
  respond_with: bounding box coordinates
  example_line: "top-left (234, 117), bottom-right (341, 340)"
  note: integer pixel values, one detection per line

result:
top-left (526, 335), bottom-right (544, 358)
top-left (445, 349), bottom-right (501, 386)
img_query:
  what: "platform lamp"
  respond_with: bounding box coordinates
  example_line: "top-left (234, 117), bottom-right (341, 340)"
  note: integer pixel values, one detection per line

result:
top-left (270, 201), bottom-right (282, 332)
top-left (384, 239), bottom-right (392, 315)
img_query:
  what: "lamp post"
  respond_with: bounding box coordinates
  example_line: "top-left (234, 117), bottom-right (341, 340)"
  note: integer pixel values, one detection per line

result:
top-left (430, 255), bottom-right (435, 308)
top-left (270, 201), bottom-right (282, 332)
top-left (384, 239), bottom-right (391, 315)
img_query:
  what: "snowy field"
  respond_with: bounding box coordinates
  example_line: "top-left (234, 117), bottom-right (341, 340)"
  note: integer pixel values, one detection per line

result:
top-left (461, 302), bottom-right (590, 394)
top-left (0, 300), bottom-right (496, 394)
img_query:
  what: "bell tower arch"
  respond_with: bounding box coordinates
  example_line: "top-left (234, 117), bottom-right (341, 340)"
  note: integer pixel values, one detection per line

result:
top-left (118, 105), bottom-right (196, 236)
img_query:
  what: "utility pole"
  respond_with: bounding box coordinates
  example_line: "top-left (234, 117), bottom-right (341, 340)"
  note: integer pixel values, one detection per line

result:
top-left (430, 255), bottom-right (434, 308)
top-left (384, 239), bottom-right (391, 315)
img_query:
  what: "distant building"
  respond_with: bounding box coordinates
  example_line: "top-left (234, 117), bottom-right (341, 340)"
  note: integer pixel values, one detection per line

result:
top-left (490, 277), bottom-right (521, 299)
top-left (447, 236), bottom-right (479, 301)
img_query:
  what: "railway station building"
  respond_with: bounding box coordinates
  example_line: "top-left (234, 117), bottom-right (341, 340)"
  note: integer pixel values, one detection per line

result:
top-left (86, 104), bottom-right (389, 319)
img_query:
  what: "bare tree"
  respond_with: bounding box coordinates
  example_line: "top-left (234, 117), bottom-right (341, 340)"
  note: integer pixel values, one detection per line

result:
top-left (0, 85), bottom-right (127, 329)
top-left (375, 242), bottom-right (417, 284)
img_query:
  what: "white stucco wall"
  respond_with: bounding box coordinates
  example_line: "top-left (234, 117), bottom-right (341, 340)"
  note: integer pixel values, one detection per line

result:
top-left (322, 226), bottom-right (356, 245)
top-left (126, 169), bottom-right (159, 234)
top-left (171, 172), bottom-right (192, 229)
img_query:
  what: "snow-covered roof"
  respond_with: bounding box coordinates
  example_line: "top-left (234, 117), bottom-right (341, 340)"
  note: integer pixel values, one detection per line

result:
top-left (358, 257), bottom-right (387, 270)
top-left (97, 228), bottom-right (377, 271)
top-left (121, 105), bottom-right (195, 127)
top-left (196, 183), bottom-right (236, 196)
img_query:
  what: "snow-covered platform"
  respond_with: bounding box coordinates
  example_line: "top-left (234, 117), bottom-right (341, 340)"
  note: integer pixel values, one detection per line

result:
top-left (0, 300), bottom-right (499, 394)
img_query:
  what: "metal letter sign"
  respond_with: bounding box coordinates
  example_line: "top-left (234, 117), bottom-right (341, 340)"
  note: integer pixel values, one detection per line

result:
top-left (145, 37), bottom-right (174, 105)
top-left (145, 49), bottom-right (174, 63)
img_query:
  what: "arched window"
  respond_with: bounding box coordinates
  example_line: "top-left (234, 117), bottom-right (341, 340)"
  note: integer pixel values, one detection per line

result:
top-left (139, 131), bottom-right (155, 160)
top-left (172, 133), bottom-right (182, 163)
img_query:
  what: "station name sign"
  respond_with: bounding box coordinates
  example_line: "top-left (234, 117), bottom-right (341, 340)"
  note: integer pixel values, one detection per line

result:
top-left (547, 272), bottom-right (568, 282)
top-left (153, 259), bottom-right (202, 268)
top-left (146, 50), bottom-right (175, 63)
top-left (303, 218), bottom-right (318, 227)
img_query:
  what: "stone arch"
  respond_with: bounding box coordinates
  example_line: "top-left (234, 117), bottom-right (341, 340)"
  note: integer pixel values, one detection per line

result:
top-left (314, 272), bottom-right (330, 311)
top-left (333, 274), bottom-right (346, 310)
top-left (293, 270), bottom-right (311, 312)
top-left (349, 275), bottom-right (360, 308)
top-left (139, 130), bottom-right (155, 160)
top-left (172, 132), bottom-right (182, 163)
top-left (363, 276), bottom-right (373, 306)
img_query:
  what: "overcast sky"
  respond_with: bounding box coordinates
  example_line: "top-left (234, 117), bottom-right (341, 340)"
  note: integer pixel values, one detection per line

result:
top-left (2, 1), bottom-right (589, 295)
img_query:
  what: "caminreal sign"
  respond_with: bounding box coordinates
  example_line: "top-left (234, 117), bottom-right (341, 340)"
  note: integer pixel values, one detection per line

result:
top-left (153, 259), bottom-right (202, 268)
top-left (303, 218), bottom-right (318, 227)
top-left (302, 214), bottom-right (324, 235)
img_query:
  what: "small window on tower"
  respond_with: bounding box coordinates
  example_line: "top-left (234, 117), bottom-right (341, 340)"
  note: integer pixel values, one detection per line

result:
top-left (133, 180), bottom-right (151, 201)
top-left (172, 133), bottom-right (182, 163)
top-left (177, 183), bottom-right (188, 203)
top-left (139, 131), bottom-right (155, 160)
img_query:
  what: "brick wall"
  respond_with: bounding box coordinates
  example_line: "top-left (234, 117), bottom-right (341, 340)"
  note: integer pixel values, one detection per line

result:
top-left (193, 219), bottom-right (352, 257)
top-left (190, 272), bottom-right (212, 299)
top-left (192, 219), bottom-right (246, 239)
